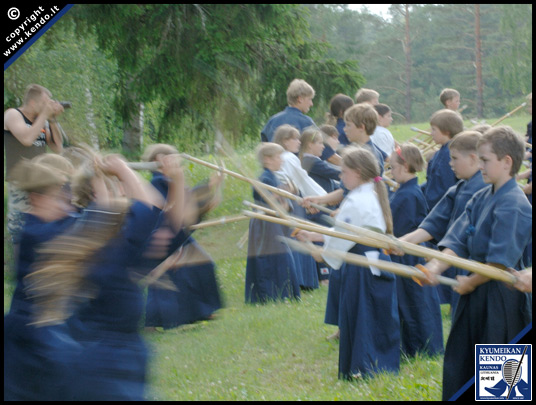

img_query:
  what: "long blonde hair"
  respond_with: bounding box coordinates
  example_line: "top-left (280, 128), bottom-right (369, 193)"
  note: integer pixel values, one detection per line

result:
top-left (342, 147), bottom-right (393, 234)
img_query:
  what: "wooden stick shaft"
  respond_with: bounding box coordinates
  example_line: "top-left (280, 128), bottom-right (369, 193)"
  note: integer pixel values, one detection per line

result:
top-left (491, 102), bottom-right (527, 126)
top-left (181, 153), bottom-right (334, 215)
top-left (325, 215), bottom-right (517, 284)
top-left (281, 237), bottom-right (458, 287)
top-left (127, 161), bottom-right (161, 171)
top-left (188, 214), bottom-right (249, 230)
top-left (244, 209), bottom-right (516, 284)
top-left (410, 126), bottom-right (431, 136)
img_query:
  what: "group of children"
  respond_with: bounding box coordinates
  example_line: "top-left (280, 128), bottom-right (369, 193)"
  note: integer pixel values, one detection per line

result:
top-left (4, 79), bottom-right (532, 400)
top-left (251, 79), bottom-right (532, 398)
top-left (4, 142), bottom-right (224, 400)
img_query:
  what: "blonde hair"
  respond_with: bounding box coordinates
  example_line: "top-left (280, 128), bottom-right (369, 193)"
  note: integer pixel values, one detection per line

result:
top-left (392, 143), bottom-right (425, 173)
top-left (429, 109), bottom-right (464, 138)
top-left (354, 88), bottom-right (379, 104)
top-left (33, 154), bottom-right (75, 177)
top-left (344, 103), bottom-right (379, 136)
top-left (470, 123), bottom-right (491, 134)
top-left (255, 142), bottom-right (284, 166)
top-left (286, 79), bottom-right (315, 106)
top-left (448, 130), bottom-right (482, 154)
top-left (142, 143), bottom-right (178, 162)
top-left (319, 124), bottom-right (338, 138)
top-left (23, 84), bottom-right (52, 105)
top-left (439, 88), bottom-right (460, 106)
top-left (299, 127), bottom-right (324, 162)
top-left (273, 124), bottom-right (300, 149)
top-left (342, 146), bottom-right (393, 234)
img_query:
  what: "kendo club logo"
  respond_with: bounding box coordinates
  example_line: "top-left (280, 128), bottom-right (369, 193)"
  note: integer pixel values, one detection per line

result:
top-left (476, 344), bottom-right (531, 401)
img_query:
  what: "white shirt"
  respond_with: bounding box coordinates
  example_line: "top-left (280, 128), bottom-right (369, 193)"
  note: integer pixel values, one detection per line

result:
top-left (322, 182), bottom-right (386, 269)
top-left (278, 151), bottom-right (327, 197)
top-left (371, 126), bottom-right (396, 157)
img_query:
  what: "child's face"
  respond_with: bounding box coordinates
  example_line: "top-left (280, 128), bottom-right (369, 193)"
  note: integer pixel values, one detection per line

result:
top-left (283, 136), bottom-right (301, 154)
top-left (264, 153), bottom-right (283, 172)
top-left (326, 135), bottom-right (340, 150)
top-left (445, 96), bottom-right (461, 111)
top-left (477, 143), bottom-right (511, 185)
top-left (310, 139), bottom-right (325, 157)
top-left (378, 111), bottom-right (393, 128)
top-left (344, 120), bottom-right (368, 144)
top-left (430, 125), bottom-right (449, 145)
top-left (388, 153), bottom-right (407, 183)
top-left (340, 164), bottom-right (362, 190)
top-left (449, 149), bottom-right (478, 180)
top-left (295, 95), bottom-right (314, 114)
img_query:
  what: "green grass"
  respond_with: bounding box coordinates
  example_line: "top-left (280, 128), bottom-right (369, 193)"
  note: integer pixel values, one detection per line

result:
top-left (4, 113), bottom-right (531, 400)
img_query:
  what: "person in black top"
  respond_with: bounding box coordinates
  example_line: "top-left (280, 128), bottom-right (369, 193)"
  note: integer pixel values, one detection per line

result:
top-left (4, 84), bottom-right (65, 244)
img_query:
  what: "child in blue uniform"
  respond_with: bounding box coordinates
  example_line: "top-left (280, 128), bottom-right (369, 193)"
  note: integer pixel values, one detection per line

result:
top-left (421, 109), bottom-right (464, 210)
top-left (65, 154), bottom-right (179, 400)
top-left (400, 131), bottom-right (487, 313)
top-left (388, 144), bottom-right (443, 357)
top-left (273, 125), bottom-right (324, 290)
top-left (300, 127), bottom-right (341, 195)
top-left (421, 126), bottom-right (532, 400)
top-left (261, 79), bottom-right (317, 142)
top-left (297, 147), bottom-right (400, 380)
top-left (245, 142), bottom-right (301, 303)
top-left (4, 157), bottom-right (78, 401)
top-left (325, 93), bottom-right (354, 146)
top-left (140, 144), bottom-right (223, 329)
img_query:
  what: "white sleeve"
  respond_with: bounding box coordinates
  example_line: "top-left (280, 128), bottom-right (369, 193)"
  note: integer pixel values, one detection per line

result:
top-left (282, 153), bottom-right (326, 197)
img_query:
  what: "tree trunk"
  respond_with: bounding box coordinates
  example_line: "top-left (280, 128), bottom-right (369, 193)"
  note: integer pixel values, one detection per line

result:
top-left (403, 4), bottom-right (412, 123)
top-left (122, 101), bottom-right (144, 155)
top-left (85, 88), bottom-right (100, 150)
top-left (474, 4), bottom-right (484, 118)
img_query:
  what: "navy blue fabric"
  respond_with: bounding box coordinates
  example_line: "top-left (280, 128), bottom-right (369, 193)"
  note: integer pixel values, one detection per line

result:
top-left (389, 178), bottom-right (443, 357)
top-left (261, 106), bottom-right (316, 142)
top-left (337, 244), bottom-right (400, 379)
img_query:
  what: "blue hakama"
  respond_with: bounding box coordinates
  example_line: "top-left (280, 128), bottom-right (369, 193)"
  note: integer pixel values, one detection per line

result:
top-left (338, 245), bottom-right (400, 379)
top-left (4, 214), bottom-right (79, 401)
top-left (67, 201), bottom-right (161, 400)
top-left (143, 172), bottom-right (223, 328)
top-left (245, 169), bottom-right (301, 303)
top-left (389, 178), bottom-right (443, 357)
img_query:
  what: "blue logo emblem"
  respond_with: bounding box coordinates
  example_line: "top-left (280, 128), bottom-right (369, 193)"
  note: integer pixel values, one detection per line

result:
top-left (476, 344), bottom-right (531, 400)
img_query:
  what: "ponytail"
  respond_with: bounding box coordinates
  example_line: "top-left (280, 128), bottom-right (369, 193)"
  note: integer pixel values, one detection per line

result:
top-left (342, 146), bottom-right (393, 235)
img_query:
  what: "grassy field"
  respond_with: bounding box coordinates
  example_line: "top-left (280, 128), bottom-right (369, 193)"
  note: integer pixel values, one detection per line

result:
top-left (4, 114), bottom-right (531, 400)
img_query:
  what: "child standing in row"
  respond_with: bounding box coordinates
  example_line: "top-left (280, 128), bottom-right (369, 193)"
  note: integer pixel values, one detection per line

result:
top-left (388, 144), bottom-right (443, 358)
top-left (400, 131), bottom-right (487, 312)
top-left (326, 93), bottom-right (354, 146)
top-left (4, 157), bottom-right (78, 401)
top-left (245, 143), bottom-right (301, 303)
top-left (299, 127), bottom-right (341, 195)
top-left (140, 144), bottom-right (223, 330)
top-left (273, 125), bottom-right (323, 290)
top-left (422, 109), bottom-right (464, 210)
top-left (297, 147), bottom-right (400, 380)
top-left (421, 126), bottom-right (532, 400)
top-left (439, 88), bottom-right (461, 111)
top-left (371, 103), bottom-right (397, 157)
top-left (261, 79), bottom-right (317, 143)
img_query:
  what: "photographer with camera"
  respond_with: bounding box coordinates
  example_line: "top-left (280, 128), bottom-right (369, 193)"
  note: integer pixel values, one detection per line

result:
top-left (4, 84), bottom-right (68, 245)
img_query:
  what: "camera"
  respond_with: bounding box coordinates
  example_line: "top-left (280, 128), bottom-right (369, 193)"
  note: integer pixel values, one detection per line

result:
top-left (59, 101), bottom-right (72, 109)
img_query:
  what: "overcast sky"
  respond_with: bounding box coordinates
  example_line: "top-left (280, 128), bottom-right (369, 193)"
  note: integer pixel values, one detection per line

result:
top-left (347, 4), bottom-right (392, 18)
